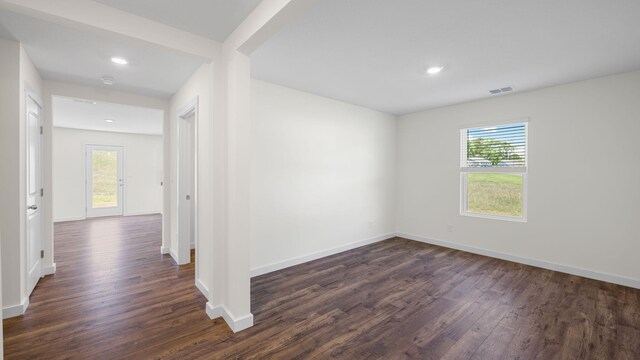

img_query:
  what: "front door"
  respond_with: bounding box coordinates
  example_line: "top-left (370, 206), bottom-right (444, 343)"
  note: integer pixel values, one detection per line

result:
top-left (26, 93), bottom-right (43, 295)
top-left (86, 145), bottom-right (124, 217)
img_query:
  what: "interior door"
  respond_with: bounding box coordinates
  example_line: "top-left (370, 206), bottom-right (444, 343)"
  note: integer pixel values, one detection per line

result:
top-left (177, 113), bottom-right (195, 265)
top-left (86, 145), bottom-right (124, 217)
top-left (26, 93), bottom-right (43, 295)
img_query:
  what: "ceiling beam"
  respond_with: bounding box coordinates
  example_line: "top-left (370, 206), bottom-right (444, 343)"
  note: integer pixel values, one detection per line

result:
top-left (0, 0), bottom-right (221, 61)
top-left (224, 0), bottom-right (319, 55)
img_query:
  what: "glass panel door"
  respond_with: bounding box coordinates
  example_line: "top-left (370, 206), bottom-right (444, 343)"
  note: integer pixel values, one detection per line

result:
top-left (86, 145), bottom-right (124, 217)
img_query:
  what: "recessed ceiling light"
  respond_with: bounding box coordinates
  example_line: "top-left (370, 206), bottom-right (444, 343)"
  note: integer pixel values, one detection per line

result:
top-left (111, 57), bottom-right (128, 65)
top-left (427, 66), bottom-right (444, 75)
top-left (105, 119), bottom-right (115, 123)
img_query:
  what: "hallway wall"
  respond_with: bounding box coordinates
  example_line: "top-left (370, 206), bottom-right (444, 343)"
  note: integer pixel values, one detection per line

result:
top-left (169, 63), bottom-right (214, 297)
top-left (0, 39), bottom-right (43, 318)
top-left (52, 128), bottom-right (163, 221)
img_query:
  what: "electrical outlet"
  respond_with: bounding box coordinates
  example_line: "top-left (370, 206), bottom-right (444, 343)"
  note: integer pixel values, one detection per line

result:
top-left (447, 224), bottom-right (453, 232)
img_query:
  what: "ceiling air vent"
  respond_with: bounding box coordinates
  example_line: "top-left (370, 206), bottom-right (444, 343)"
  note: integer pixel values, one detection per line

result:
top-left (489, 86), bottom-right (514, 95)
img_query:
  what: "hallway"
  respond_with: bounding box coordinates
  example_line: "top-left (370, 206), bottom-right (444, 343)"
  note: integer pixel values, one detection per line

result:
top-left (2, 215), bottom-right (228, 358)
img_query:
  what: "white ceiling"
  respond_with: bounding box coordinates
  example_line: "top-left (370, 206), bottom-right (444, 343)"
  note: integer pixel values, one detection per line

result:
top-left (3, 1), bottom-right (640, 114)
top-left (251, 0), bottom-right (640, 115)
top-left (53, 96), bottom-right (164, 135)
top-left (0, 10), bottom-right (205, 98)
top-left (94, 0), bottom-right (263, 42)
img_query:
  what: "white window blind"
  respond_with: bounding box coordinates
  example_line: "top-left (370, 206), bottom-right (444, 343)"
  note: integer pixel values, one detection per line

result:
top-left (461, 122), bottom-right (527, 173)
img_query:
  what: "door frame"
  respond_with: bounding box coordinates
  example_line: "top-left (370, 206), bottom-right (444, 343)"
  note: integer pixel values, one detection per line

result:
top-left (25, 89), bottom-right (44, 296)
top-left (85, 144), bottom-right (125, 218)
top-left (175, 97), bottom-right (199, 269)
top-left (42, 90), bottom-right (168, 285)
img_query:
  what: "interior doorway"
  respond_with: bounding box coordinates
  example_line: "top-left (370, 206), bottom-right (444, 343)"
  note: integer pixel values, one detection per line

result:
top-left (176, 101), bottom-right (197, 266)
top-left (85, 144), bottom-right (124, 218)
top-left (49, 94), bottom-right (165, 272)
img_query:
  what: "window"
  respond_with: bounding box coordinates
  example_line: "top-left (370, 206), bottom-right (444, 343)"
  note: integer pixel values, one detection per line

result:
top-left (460, 121), bottom-right (528, 221)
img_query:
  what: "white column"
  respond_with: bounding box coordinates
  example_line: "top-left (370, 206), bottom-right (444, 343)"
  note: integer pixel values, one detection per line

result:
top-left (206, 48), bottom-right (253, 332)
top-left (204, 0), bottom-right (319, 332)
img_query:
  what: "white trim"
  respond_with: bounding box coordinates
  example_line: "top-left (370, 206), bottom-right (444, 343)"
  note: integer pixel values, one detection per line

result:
top-left (196, 278), bottom-right (208, 298)
top-left (177, 97), bottom-right (198, 119)
top-left (53, 125), bottom-right (162, 137)
top-left (53, 216), bottom-right (86, 223)
top-left (460, 211), bottom-right (527, 223)
top-left (3, 298), bottom-right (29, 319)
top-left (459, 117), bottom-right (530, 129)
top-left (169, 248), bottom-right (179, 264)
top-left (160, 246), bottom-right (170, 255)
top-left (123, 211), bottom-right (162, 217)
top-left (55, 213), bottom-right (160, 223)
top-left (176, 97), bottom-right (199, 268)
top-left (43, 263), bottom-right (56, 276)
top-left (397, 232), bottom-right (640, 289)
top-left (190, 242), bottom-right (195, 250)
top-left (25, 87), bottom-right (43, 109)
top-left (250, 232), bottom-right (397, 277)
top-left (206, 302), bottom-right (254, 333)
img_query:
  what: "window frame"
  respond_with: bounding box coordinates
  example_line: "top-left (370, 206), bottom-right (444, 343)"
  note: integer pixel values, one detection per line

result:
top-left (459, 119), bottom-right (529, 222)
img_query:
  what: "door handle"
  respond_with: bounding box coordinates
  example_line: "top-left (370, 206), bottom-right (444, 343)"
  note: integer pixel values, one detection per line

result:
top-left (28, 204), bottom-right (38, 210)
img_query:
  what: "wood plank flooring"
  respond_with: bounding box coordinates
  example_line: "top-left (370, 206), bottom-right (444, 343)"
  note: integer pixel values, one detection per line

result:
top-left (3, 214), bottom-right (640, 359)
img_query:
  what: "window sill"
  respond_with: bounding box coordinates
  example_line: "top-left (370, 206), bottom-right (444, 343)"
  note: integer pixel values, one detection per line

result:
top-left (460, 211), bottom-right (527, 223)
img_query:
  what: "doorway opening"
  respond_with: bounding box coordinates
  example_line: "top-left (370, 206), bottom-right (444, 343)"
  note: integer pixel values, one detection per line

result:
top-left (45, 95), bottom-right (165, 297)
top-left (176, 99), bottom-right (197, 269)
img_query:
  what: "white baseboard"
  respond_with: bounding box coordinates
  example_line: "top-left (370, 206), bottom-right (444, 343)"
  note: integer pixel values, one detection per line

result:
top-left (250, 232), bottom-right (397, 277)
top-left (398, 232), bottom-right (640, 290)
top-left (160, 246), bottom-right (170, 255)
top-left (55, 213), bottom-right (160, 223)
top-left (169, 248), bottom-right (179, 264)
top-left (43, 263), bottom-right (57, 276)
top-left (54, 216), bottom-right (86, 223)
top-left (124, 211), bottom-right (162, 217)
top-left (206, 302), bottom-right (254, 333)
top-left (3, 298), bottom-right (29, 319)
top-left (196, 278), bottom-right (208, 298)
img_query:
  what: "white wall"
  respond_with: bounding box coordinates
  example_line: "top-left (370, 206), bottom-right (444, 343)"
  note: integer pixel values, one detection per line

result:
top-left (397, 70), bottom-right (640, 286)
top-left (169, 63), bottom-right (214, 297)
top-left (249, 79), bottom-right (397, 274)
top-left (0, 39), bottom-right (21, 318)
top-left (52, 128), bottom-right (163, 221)
top-left (0, 39), bottom-right (43, 317)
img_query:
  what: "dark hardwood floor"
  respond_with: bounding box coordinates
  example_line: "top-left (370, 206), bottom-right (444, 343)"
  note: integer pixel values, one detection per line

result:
top-left (3, 214), bottom-right (640, 359)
